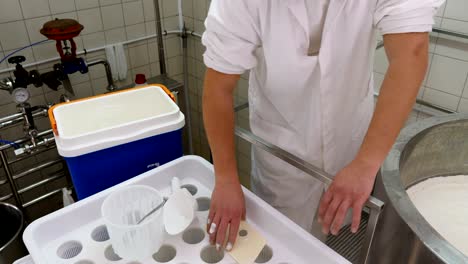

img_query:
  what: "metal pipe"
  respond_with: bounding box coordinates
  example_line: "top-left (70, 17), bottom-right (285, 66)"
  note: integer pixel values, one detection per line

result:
top-left (234, 102), bottom-right (249, 112)
top-left (87, 59), bottom-right (117, 92)
top-left (0, 33), bottom-right (168, 75)
top-left (433, 27), bottom-right (468, 40)
top-left (234, 126), bottom-right (384, 210)
top-left (0, 109), bottom-right (48, 130)
top-left (23, 188), bottom-right (62, 207)
top-left (0, 193), bottom-right (13, 202)
top-left (18, 172), bottom-right (65, 194)
top-left (190, 31), bottom-right (203, 39)
top-left (234, 126), bottom-right (384, 264)
top-left (0, 150), bottom-right (22, 209)
top-left (0, 129), bottom-right (52, 151)
top-left (182, 27), bottom-right (194, 154)
top-left (165, 30), bottom-right (182, 36)
top-left (0, 112), bottom-right (23, 124)
top-left (8, 144), bottom-right (57, 165)
top-left (12, 159), bottom-right (62, 180)
top-left (154, 0), bottom-right (167, 75)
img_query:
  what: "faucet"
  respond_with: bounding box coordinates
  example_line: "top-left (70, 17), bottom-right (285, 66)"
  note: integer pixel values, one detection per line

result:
top-left (87, 59), bottom-right (117, 92)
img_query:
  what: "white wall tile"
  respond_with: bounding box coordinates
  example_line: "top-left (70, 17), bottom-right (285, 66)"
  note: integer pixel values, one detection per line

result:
top-left (0, 21), bottom-right (30, 50)
top-left (182, 0), bottom-right (193, 18)
top-left (123, 1), bottom-right (144, 25)
top-left (91, 76), bottom-right (109, 94)
top-left (444, 0), bottom-right (468, 21)
top-left (25, 16), bottom-right (52, 43)
top-left (422, 88), bottom-right (460, 111)
top-left (145, 21), bottom-right (156, 35)
top-left (105, 27), bottom-right (127, 44)
top-left (0, 0), bottom-right (24, 23)
top-left (192, 0), bottom-right (206, 20)
top-left (132, 64), bottom-right (151, 79)
top-left (125, 23), bottom-right (146, 40)
top-left (143, 0), bottom-right (155, 21)
top-left (101, 4), bottom-right (124, 29)
top-left (49, 0), bottom-right (75, 14)
top-left (150, 62), bottom-right (161, 76)
top-left (373, 48), bottom-right (388, 74)
top-left (168, 56), bottom-right (183, 75)
top-left (5, 47), bottom-right (35, 67)
top-left (69, 70), bottom-right (90, 85)
top-left (435, 1), bottom-right (446, 17)
top-left (434, 36), bottom-right (468, 62)
top-left (441, 18), bottom-right (468, 35)
top-left (193, 20), bottom-right (205, 34)
top-left (427, 55), bottom-right (468, 96)
top-left (72, 82), bottom-right (94, 99)
top-left (459, 98), bottom-right (468, 113)
top-left (99, 0), bottom-right (121, 6)
top-left (77, 8), bottom-right (103, 34)
top-left (32, 41), bottom-right (57, 61)
top-left (373, 72), bottom-right (384, 94)
top-left (129, 44), bottom-right (149, 68)
top-left (165, 37), bottom-right (181, 58)
top-left (162, 0), bottom-right (178, 18)
top-left (82, 32), bottom-right (106, 49)
top-left (52, 11), bottom-right (78, 20)
top-left (20, 0), bottom-right (50, 19)
top-left (75, 0), bottom-right (99, 10)
top-left (163, 16), bottom-right (179, 29)
top-left (464, 81), bottom-right (468, 99)
top-left (147, 41), bottom-right (159, 62)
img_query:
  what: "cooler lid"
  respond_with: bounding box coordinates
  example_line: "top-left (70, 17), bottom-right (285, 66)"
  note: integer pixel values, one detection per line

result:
top-left (49, 85), bottom-right (184, 157)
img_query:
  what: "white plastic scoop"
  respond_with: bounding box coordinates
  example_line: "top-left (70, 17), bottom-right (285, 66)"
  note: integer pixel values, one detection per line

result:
top-left (163, 177), bottom-right (197, 235)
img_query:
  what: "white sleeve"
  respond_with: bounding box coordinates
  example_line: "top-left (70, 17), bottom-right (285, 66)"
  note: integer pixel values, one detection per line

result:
top-left (202, 0), bottom-right (261, 74)
top-left (374, 0), bottom-right (445, 35)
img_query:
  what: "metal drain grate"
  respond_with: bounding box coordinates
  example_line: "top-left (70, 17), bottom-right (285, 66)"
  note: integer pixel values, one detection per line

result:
top-left (326, 212), bottom-right (369, 264)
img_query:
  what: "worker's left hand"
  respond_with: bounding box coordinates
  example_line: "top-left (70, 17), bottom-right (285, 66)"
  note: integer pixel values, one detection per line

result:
top-left (318, 159), bottom-right (378, 236)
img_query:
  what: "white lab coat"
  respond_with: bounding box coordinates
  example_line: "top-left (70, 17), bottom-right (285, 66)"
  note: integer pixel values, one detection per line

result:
top-left (202, 0), bottom-right (443, 232)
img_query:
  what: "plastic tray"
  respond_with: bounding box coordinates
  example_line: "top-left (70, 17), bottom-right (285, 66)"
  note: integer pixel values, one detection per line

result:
top-left (23, 156), bottom-right (350, 264)
top-left (13, 255), bottom-right (34, 264)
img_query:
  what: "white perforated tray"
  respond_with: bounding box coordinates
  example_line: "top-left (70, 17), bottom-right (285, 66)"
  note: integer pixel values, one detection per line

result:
top-left (23, 156), bottom-right (350, 264)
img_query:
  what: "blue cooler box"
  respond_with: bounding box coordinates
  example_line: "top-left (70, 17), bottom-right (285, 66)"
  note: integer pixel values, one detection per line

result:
top-left (49, 85), bottom-right (185, 199)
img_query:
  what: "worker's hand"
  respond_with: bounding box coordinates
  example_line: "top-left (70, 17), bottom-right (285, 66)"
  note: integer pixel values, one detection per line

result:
top-left (318, 159), bottom-right (377, 236)
top-left (207, 180), bottom-right (246, 252)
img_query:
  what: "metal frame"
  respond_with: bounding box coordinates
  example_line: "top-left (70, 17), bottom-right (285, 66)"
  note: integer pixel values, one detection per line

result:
top-left (0, 129), bottom-right (71, 215)
top-left (234, 126), bottom-right (384, 264)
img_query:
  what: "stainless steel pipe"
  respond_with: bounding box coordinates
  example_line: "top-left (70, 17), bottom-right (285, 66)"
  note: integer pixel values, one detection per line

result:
top-left (154, 0), bottom-right (167, 75)
top-left (0, 109), bottom-right (48, 130)
top-left (369, 114), bottom-right (468, 263)
top-left (87, 59), bottom-right (117, 91)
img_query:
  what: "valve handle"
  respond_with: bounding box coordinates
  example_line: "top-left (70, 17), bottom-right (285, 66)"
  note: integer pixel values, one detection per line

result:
top-left (8, 56), bottom-right (26, 65)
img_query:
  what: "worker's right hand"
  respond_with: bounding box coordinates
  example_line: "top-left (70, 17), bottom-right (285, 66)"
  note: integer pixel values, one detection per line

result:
top-left (207, 180), bottom-right (246, 252)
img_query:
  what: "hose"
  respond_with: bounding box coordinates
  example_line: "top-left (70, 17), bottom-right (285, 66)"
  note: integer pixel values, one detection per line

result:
top-left (0, 139), bottom-right (20, 149)
top-left (0, 39), bottom-right (51, 65)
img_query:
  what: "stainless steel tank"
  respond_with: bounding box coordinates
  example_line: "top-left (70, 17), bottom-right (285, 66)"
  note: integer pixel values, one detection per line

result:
top-left (368, 114), bottom-right (468, 264)
top-left (0, 202), bottom-right (27, 264)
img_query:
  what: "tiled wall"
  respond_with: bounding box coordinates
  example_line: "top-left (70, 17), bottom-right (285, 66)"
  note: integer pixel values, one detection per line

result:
top-left (0, 0), bottom-right (183, 219)
top-left (374, 0), bottom-right (468, 115)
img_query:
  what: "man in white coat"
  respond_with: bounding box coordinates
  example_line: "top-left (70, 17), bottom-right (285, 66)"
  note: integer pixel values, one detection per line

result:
top-left (202, 0), bottom-right (444, 251)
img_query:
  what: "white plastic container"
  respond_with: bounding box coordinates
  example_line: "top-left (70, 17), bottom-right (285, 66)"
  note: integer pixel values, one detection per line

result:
top-left (23, 156), bottom-right (350, 264)
top-left (101, 185), bottom-right (165, 260)
top-left (12, 255), bottom-right (34, 264)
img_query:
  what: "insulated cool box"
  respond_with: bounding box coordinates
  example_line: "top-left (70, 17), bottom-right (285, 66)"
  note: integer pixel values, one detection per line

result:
top-left (49, 85), bottom-right (185, 199)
